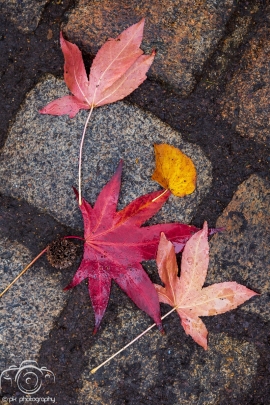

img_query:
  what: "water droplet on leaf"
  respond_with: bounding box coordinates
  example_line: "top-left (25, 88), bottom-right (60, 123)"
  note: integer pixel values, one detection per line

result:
top-left (187, 257), bottom-right (193, 265)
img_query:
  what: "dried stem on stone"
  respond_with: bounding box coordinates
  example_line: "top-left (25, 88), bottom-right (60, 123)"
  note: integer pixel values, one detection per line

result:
top-left (0, 236), bottom-right (84, 299)
top-left (90, 307), bottom-right (177, 374)
top-left (78, 105), bottom-right (94, 206)
top-left (0, 247), bottom-right (48, 298)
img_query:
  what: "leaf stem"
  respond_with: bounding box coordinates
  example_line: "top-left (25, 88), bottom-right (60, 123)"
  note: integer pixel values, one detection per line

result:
top-left (152, 189), bottom-right (169, 202)
top-left (0, 247), bottom-right (48, 298)
top-left (90, 306), bottom-right (177, 374)
top-left (63, 235), bottom-right (85, 241)
top-left (0, 236), bottom-right (84, 299)
top-left (78, 105), bottom-right (95, 206)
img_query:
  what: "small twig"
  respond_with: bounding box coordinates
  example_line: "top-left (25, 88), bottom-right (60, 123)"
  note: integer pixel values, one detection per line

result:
top-left (0, 247), bottom-right (48, 298)
top-left (0, 236), bottom-right (84, 299)
top-left (90, 307), bottom-right (177, 374)
top-left (152, 189), bottom-right (169, 202)
top-left (78, 105), bottom-right (94, 206)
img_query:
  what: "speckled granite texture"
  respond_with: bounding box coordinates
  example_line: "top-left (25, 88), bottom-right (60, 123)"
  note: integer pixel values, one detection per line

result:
top-left (63, 0), bottom-right (235, 96)
top-left (0, 238), bottom-right (69, 369)
top-left (222, 7), bottom-right (270, 145)
top-left (77, 298), bottom-right (259, 404)
top-left (208, 174), bottom-right (270, 321)
top-left (0, 0), bottom-right (48, 32)
top-left (0, 75), bottom-right (212, 229)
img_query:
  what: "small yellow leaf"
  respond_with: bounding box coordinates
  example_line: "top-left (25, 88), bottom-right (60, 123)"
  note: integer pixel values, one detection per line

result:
top-left (152, 144), bottom-right (197, 197)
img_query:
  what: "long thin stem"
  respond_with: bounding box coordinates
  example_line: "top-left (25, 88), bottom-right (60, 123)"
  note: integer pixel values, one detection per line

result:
top-left (0, 236), bottom-right (84, 299)
top-left (0, 247), bottom-right (48, 298)
top-left (90, 307), bottom-right (177, 374)
top-left (78, 105), bottom-right (95, 206)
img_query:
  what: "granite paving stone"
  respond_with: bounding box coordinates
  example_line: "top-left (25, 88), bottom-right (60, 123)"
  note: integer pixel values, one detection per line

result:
top-left (222, 7), bottom-right (270, 145)
top-left (0, 75), bottom-right (212, 229)
top-left (208, 174), bottom-right (270, 322)
top-left (0, 238), bottom-right (69, 371)
top-left (63, 0), bottom-right (235, 96)
top-left (0, 0), bottom-right (49, 33)
top-left (204, 3), bottom-right (260, 86)
top-left (77, 305), bottom-right (259, 405)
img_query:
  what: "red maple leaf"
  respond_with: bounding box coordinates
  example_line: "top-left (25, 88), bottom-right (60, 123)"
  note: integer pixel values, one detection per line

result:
top-left (65, 161), bottom-right (206, 333)
top-left (39, 19), bottom-right (154, 118)
top-left (155, 222), bottom-right (258, 349)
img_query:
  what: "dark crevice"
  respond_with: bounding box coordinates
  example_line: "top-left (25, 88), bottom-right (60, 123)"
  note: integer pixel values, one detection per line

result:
top-left (126, 0), bottom-right (269, 227)
top-left (192, 0), bottom-right (268, 92)
top-left (0, 0), bottom-right (77, 150)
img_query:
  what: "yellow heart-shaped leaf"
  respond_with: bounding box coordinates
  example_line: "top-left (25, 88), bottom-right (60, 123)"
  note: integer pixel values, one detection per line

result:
top-left (152, 144), bottom-right (197, 197)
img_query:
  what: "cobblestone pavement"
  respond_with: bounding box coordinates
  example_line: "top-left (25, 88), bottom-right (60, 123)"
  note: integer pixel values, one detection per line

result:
top-left (0, 1), bottom-right (269, 404)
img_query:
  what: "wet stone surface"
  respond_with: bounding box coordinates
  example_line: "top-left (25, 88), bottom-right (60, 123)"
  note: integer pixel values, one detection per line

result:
top-left (77, 308), bottom-right (259, 405)
top-left (0, 75), bottom-right (212, 229)
top-left (0, 0), bottom-right (49, 33)
top-left (208, 174), bottom-right (270, 322)
top-left (63, 0), bottom-right (235, 96)
top-left (0, 238), bottom-right (69, 374)
top-left (222, 7), bottom-right (270, 145)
